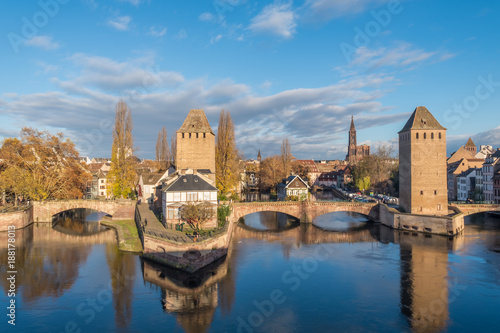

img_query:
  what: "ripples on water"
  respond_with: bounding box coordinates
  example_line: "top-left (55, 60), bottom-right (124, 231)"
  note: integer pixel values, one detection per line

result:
top-left (0, 209), bottom-right (499, 332)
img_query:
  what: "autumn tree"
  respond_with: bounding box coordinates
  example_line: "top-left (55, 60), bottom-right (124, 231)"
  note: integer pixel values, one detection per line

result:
top-left (215, 110), bottom-right (240, 195)
top-left (180, 201), bottom-right (215, 230)
top-left (351, 144), bottom-right (398, 194)
top-left (170, 132), bottom-right (177, 167)
top-left (0, 128), bottom-right (90, 202)
top-left (258, 155), bottom-right (283, 192)
top-left (155, 126), bottom-right (171, 171)
top-left (108, 100), bottom-right (136, 198)
top-left (291, 160), bottom-right (309, 182)
top-left (281, 137), bottom-right (292, 179)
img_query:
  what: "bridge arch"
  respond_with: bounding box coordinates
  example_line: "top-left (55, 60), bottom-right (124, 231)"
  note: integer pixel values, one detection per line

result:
top-left (231, 202), bottom-right (379, 223)
top-left (449, 204), bottom-right (500, 217)
top-left (32, 199), bottom-right (136, 222)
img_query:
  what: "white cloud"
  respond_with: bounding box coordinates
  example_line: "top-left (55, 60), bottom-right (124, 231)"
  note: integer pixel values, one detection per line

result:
top-left (147, 26), bottom-right (167, 37)
top-left (199, 12), bottom-right (215, 22)
top-left (303, 0), bottom-right (391, 21)
top-left (210, 34), bottom-right (223, 44)
top-left (118, 0), bottom-right (144, 6)
top-left (36, 61), bottom-right (58, 74)
top-left (0, 52), bottom-right (403, 159)
top-left (249, 3), bottom-right (297, 39)
top-left (25, 36), bottom-right (60, 50)
top-left (64, 53), bottom-right (184, 91)
top-left (338, 43), bottom-right (456, 74)
top-left (107, 16), bottom-right (131, 31)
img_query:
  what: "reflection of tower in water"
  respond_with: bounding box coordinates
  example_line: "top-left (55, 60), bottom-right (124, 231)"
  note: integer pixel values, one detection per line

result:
top-left (399, 235), bottom-right (452, 333)
top-left (142, 255), bottom-right (234, 333)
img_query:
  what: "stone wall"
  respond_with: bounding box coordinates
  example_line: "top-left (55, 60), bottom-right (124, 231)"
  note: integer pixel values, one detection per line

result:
top-left (142, 218), bottom-right (235, 273)
top-left (378, 204), bottom-right (464, 236)
top-left (176, 131), bottom-right (216, 176)
top-left (0, 206), bottom-right (33, 231)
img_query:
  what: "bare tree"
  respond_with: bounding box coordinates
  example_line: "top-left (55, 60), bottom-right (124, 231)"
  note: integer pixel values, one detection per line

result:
top-left (170, 132), bottom-right (177, 167)
top-left (155, 126), bottom-right (170, 171)
top-left (281, 137), bottom-right (292, 179)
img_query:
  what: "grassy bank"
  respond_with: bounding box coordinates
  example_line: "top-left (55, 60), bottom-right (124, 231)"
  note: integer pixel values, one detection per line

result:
top-left (101, 218), bottom-right (143, 253)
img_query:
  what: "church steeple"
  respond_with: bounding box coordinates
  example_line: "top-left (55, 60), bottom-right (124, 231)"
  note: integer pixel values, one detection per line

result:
top-left (349, 115), bottom-right (357, 148)
top-left (257, 149), bottom-right (261, 162)
top-left (350, 115), bottom-right (356, 132)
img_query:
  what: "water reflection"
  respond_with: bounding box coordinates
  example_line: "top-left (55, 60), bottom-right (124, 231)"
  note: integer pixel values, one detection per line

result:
top-left (142, 256), bottom-right (234, 333)
top-left (313, 211), bottom-right (371, 232)
top-left (52, 208), bottom-right (109, 235)
top-left (0, 223), bottom-right (115, 303)
top-left (239, 211), bottom-right (300, 231)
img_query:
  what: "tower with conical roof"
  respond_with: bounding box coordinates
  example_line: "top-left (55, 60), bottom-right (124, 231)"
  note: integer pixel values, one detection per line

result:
top-left (399, 106), bottom-right (447, 215)
top-left (464, 137), bottom-right (477, 155)
top-left (176, 109), bottom-right (216, 178)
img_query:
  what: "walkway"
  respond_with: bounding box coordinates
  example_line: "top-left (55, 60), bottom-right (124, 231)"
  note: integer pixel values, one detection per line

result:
top-left (136, 203), bottom-right (193, 243)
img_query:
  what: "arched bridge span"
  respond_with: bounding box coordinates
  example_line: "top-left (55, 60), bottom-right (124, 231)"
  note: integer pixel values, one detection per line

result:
top-left (231, 201), bottom-right (379, 223)
top-left (32, 199), bottom-right (136, 222)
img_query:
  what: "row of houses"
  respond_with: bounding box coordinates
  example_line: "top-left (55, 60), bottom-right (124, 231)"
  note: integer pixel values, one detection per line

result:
top-left (447, 138), bottom-right (500, 203)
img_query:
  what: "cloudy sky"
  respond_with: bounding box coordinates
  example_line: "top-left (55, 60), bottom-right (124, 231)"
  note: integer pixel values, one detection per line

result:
top-left (1, 0), bottom-right (499, 160)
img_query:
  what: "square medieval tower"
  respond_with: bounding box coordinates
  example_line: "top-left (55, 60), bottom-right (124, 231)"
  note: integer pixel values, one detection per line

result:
top-left (176, 109), bottom-right (216, 178)
top-left (399, 106), bottom-right (448, 215)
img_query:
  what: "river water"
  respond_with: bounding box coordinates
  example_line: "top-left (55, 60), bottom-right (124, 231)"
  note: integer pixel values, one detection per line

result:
top-left (1, 210), bottom-right (499, 332)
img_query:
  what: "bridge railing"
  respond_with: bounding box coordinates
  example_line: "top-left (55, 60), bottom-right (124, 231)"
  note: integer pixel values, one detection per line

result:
top-left (0, 204), bottom-right (31, 214)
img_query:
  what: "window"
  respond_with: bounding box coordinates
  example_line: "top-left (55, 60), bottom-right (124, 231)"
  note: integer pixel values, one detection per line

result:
top-left (434, 190), bottom-right (437, 195)
top-left (100, 186), bottom-right (105, 189)
top-left (182, 133), bottom-right (185, 138)
top-left (196, 133), bottom-right (199, 138)
top-left (100, 192), bottom-right (104, 196)
top-left (416, 133), bottom-right (419, 139)
top-left (187, 192), bottom-right (197, 201)
top-left (424, 133), bottom-right (427, 139)
top-left (431, 133), bottom-right (434, 139)
top-left (203, 133), bottom-right (206, 138)
top-left (437, 204), bottom-right (442, 211)
top-left (101, 180), bottom-right (104, 183)
top-left (189, 133), bottom-right (192, 138)
top-left (421, 191), bottom-right (423, 195)
top-left (439, 133), bottom-right (442, 139)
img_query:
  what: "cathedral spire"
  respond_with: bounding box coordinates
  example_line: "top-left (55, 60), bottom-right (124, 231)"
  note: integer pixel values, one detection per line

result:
top-left (350, 115), bottom-right (356, 132)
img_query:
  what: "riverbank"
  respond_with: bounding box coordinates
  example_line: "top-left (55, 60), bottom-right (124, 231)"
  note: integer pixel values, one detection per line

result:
top-left (101, 217), bottom-right (143, 252)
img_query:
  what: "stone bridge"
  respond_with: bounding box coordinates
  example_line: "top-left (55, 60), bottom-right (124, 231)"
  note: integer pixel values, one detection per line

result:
top-left (449, 203), bottom-right (500, 216)
top-left (32, 199), bottom-right (136, 222)
top-left (231, 201), bottom-right (379, 223)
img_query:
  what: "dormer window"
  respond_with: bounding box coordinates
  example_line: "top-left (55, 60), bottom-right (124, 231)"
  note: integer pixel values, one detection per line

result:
top-left (183, 178), bottom-right (187, 182)
top-left (194, 177), bottom-right (198, 182)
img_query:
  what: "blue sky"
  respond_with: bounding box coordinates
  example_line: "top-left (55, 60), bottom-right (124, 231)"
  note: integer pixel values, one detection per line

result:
top-left (1, 0), bottom-right (499, 160)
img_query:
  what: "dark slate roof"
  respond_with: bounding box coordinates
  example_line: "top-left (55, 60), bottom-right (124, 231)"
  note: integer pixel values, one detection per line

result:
top-left (177, 109), bottom-right (214, 134)
top-left (399, 106), bottom-right (446, 132)
top-left (465, 137), bottom-right (476, 147)
top-left (164, 174), bottom-right (217, 192)
top-left (141, 173), bottom-right (163, 185)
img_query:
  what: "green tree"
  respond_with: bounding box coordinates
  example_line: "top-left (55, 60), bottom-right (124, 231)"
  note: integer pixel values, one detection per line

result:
top-left (215, 110), bottom-right (240, 195)
top-left (108, 100), bottom-right (136, 198)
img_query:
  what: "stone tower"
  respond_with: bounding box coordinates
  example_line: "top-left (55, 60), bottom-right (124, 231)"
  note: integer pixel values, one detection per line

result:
top-left (347, 116), bottom-right (357, 164)
top-left (464, 137), bottom-right (477, 155)
top-left (176, 109), bottom-right (216, 177)
top-left (399, 106), bottom-right (448, 215)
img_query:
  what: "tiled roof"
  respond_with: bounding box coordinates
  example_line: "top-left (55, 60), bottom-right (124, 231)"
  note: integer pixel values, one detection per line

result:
top-left (141, 173), bottom-right (164, 185)
top-left (177, 109), bottom-right (214, 134)
top-left (399, 106), bottom-right (446, 132)
top-left (296, 159), bottom-right (320, 173)
top-left (465, 137), bottom-right (476, 147)
top-left (164, 174), bottom-right (217, 192)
